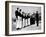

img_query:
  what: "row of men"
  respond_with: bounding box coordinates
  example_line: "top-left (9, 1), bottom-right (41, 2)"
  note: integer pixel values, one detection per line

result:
top-left (14, 8), bottom-right (39, 30)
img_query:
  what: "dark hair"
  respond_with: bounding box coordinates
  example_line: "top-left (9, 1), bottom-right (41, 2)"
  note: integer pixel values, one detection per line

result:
top-left (19, 9), bottom-right (21, 11)
top-left (22, 12), bottom-right (24, 14)
top-left (17, 8), bottom-right (19, 10)
top-left (36, 11), bottom-right (38, 13)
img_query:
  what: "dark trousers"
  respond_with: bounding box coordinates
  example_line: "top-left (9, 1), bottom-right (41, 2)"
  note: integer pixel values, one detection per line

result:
top-left (36, 20), bottom-right (39, 26)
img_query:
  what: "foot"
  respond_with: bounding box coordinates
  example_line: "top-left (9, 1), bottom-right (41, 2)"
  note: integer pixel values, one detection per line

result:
top-left (24, 26), bottom-right (26, 28)
top-left (27, 25), bottom-right (29, 26)
top-left (16, 28), bottom-right (21, 30)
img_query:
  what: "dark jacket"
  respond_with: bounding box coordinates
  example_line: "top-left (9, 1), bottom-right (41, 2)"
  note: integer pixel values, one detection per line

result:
top-left (15, 10), bottom-right (18, 18)
top-left (35, 13), bottom-right (39, 21)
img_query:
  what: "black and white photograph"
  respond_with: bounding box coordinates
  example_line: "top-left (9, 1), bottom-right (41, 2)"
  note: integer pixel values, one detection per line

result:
top-left (5, 1), bottom-right (45, 36)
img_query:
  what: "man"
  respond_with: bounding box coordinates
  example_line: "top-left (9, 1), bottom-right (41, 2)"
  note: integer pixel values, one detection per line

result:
top-left (31, 13), bottom-right (35, 25)
top-left (16, 9), bottom-right (22, 30)
top-left (22, 12), bottom-right (26, 28)
top-left (27, 13), bottom-right (30, 26)
top-left (35, 11), bottom-right (39, 26)
top-left (22, 12), bottom-right (24, 28)
top-left (15, 8), bottom-right (19, 30)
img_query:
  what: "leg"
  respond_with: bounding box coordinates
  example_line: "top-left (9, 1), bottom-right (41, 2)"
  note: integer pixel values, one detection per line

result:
top-left (37, 21), bottom-right (39, 26)
top-left (24, 19), bottom-right (26, 27)
top-left (22, 18), bottom-right (23, 28)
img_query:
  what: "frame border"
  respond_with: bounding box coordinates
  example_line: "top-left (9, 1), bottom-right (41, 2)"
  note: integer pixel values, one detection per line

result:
top-left (5, 1), bottom-right (45, 36)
